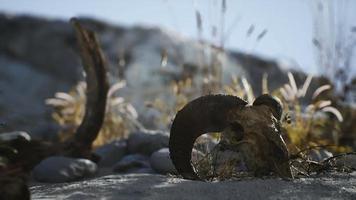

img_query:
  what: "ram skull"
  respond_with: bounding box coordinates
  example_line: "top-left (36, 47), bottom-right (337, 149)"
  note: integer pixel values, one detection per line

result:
top-left (169, 94), bottom-right (292, 180)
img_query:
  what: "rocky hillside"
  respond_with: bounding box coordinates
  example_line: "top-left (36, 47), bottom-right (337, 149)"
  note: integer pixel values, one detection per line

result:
top-left (0, 14), bottom-right (320, 137)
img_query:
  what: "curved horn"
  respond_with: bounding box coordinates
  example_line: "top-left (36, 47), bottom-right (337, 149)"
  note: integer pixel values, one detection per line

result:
top-left (169, 95), bottom-right (247, 180)
top-left (253, 94), bottom-right (283, 120)
top-left (67, 18), bottom-right (109, 157)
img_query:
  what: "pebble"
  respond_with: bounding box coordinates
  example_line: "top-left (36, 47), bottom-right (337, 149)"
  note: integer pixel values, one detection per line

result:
top-left (94, 139), bottom-right (127, 167)
top-left (149, 148), bottom-right (205, 175)
top-left (150, 148), bottom-right (177, 174)
top-left (32, 156), bottom-right (98, 183)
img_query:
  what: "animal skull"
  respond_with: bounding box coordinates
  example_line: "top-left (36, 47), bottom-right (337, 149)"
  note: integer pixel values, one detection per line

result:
top-left (169, 94), bottom-right (292, 180)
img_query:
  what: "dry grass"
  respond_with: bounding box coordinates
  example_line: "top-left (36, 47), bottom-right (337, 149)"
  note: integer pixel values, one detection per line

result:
top-left (189, 72), bottom-right (351, 180)
top-left (223, 75), bottom-right (255, 103)
top-left (276, 72), bottom-right (349, 155)
top-left (46, 81), bottom-right (139, 147)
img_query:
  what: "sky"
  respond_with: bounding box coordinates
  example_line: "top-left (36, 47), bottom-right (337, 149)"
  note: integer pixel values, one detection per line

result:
top-left (0, 0), bottom-right (352, 75)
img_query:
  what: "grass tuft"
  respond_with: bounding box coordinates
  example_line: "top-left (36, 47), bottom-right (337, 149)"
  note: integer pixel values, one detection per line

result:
top-left (46, 81), bottom-right (139, 147)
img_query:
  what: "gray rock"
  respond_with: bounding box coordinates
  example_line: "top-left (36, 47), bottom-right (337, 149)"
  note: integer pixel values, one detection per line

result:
top-left (94, 139), bottom-right (127, 167)
top-left (32, 156), bottom-right (98, 183)
top-left (127, 129), bottom-right (169, 156)
top-left (149, 148), bottom-right (205, 174)
top-left (150, 148), bottom-right (177, 174)
top-left (113, 154), bottom-right (153, 174)
top-left (0, 131), bottom-right (31, 141)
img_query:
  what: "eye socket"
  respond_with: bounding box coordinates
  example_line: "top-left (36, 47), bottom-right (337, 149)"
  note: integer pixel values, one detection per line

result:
top-left (229, 122), bottom-right (244, 141)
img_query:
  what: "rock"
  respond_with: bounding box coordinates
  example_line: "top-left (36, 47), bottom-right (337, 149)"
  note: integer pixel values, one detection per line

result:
top-left (94, 139), bottom-right (128, 167)
top-left (0, 131), bottom-right (31, 141)
top-left (32, 156), bottom-right (98, 183)
top-left (150, 148), bottom-right (205, 175)
top-left (308, 149), bottom-right (333, 162)
top-left (150, 148), bottom-right (177, 174)
top-left (113, 154), bottom-right (153, 174)
top-left (127, 129), bottom-right (169, 156)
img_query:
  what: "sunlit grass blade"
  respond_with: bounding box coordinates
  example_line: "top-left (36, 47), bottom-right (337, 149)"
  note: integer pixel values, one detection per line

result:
top-left (312, 85), bottom-right (331, 99)
top-left (322, 106), bottom-right (344, 122)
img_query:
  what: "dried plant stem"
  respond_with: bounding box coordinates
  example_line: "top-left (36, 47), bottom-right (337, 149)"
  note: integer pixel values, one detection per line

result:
top-left (290, 144), bottom-right (335, 159)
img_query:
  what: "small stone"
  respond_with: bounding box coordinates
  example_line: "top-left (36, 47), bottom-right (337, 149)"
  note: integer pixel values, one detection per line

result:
top-left (94, 139), bottom-right (127, 167)
top-left (127, 129), bottom-right (169, 156)
top-left (150, 148), bottom-right (177, 174)
top-left (33, 156), bottom-right (98, 183)
top-left (113, 154), bottom-right (153, 174)
top-left (150, 148), bottom-right (205, 174)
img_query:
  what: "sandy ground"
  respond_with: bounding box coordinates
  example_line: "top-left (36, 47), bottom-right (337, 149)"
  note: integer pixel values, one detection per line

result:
top-left (29, 172), bottom-right (356, 200)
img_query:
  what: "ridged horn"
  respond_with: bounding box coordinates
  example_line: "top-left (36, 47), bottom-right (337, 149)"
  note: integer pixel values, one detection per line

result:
top-left (67, 18), bottom-right (109, 157)
top-left (169, 95), bottom-right (248, 180)
top-left (253, 94), bottom-right (283, 120)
